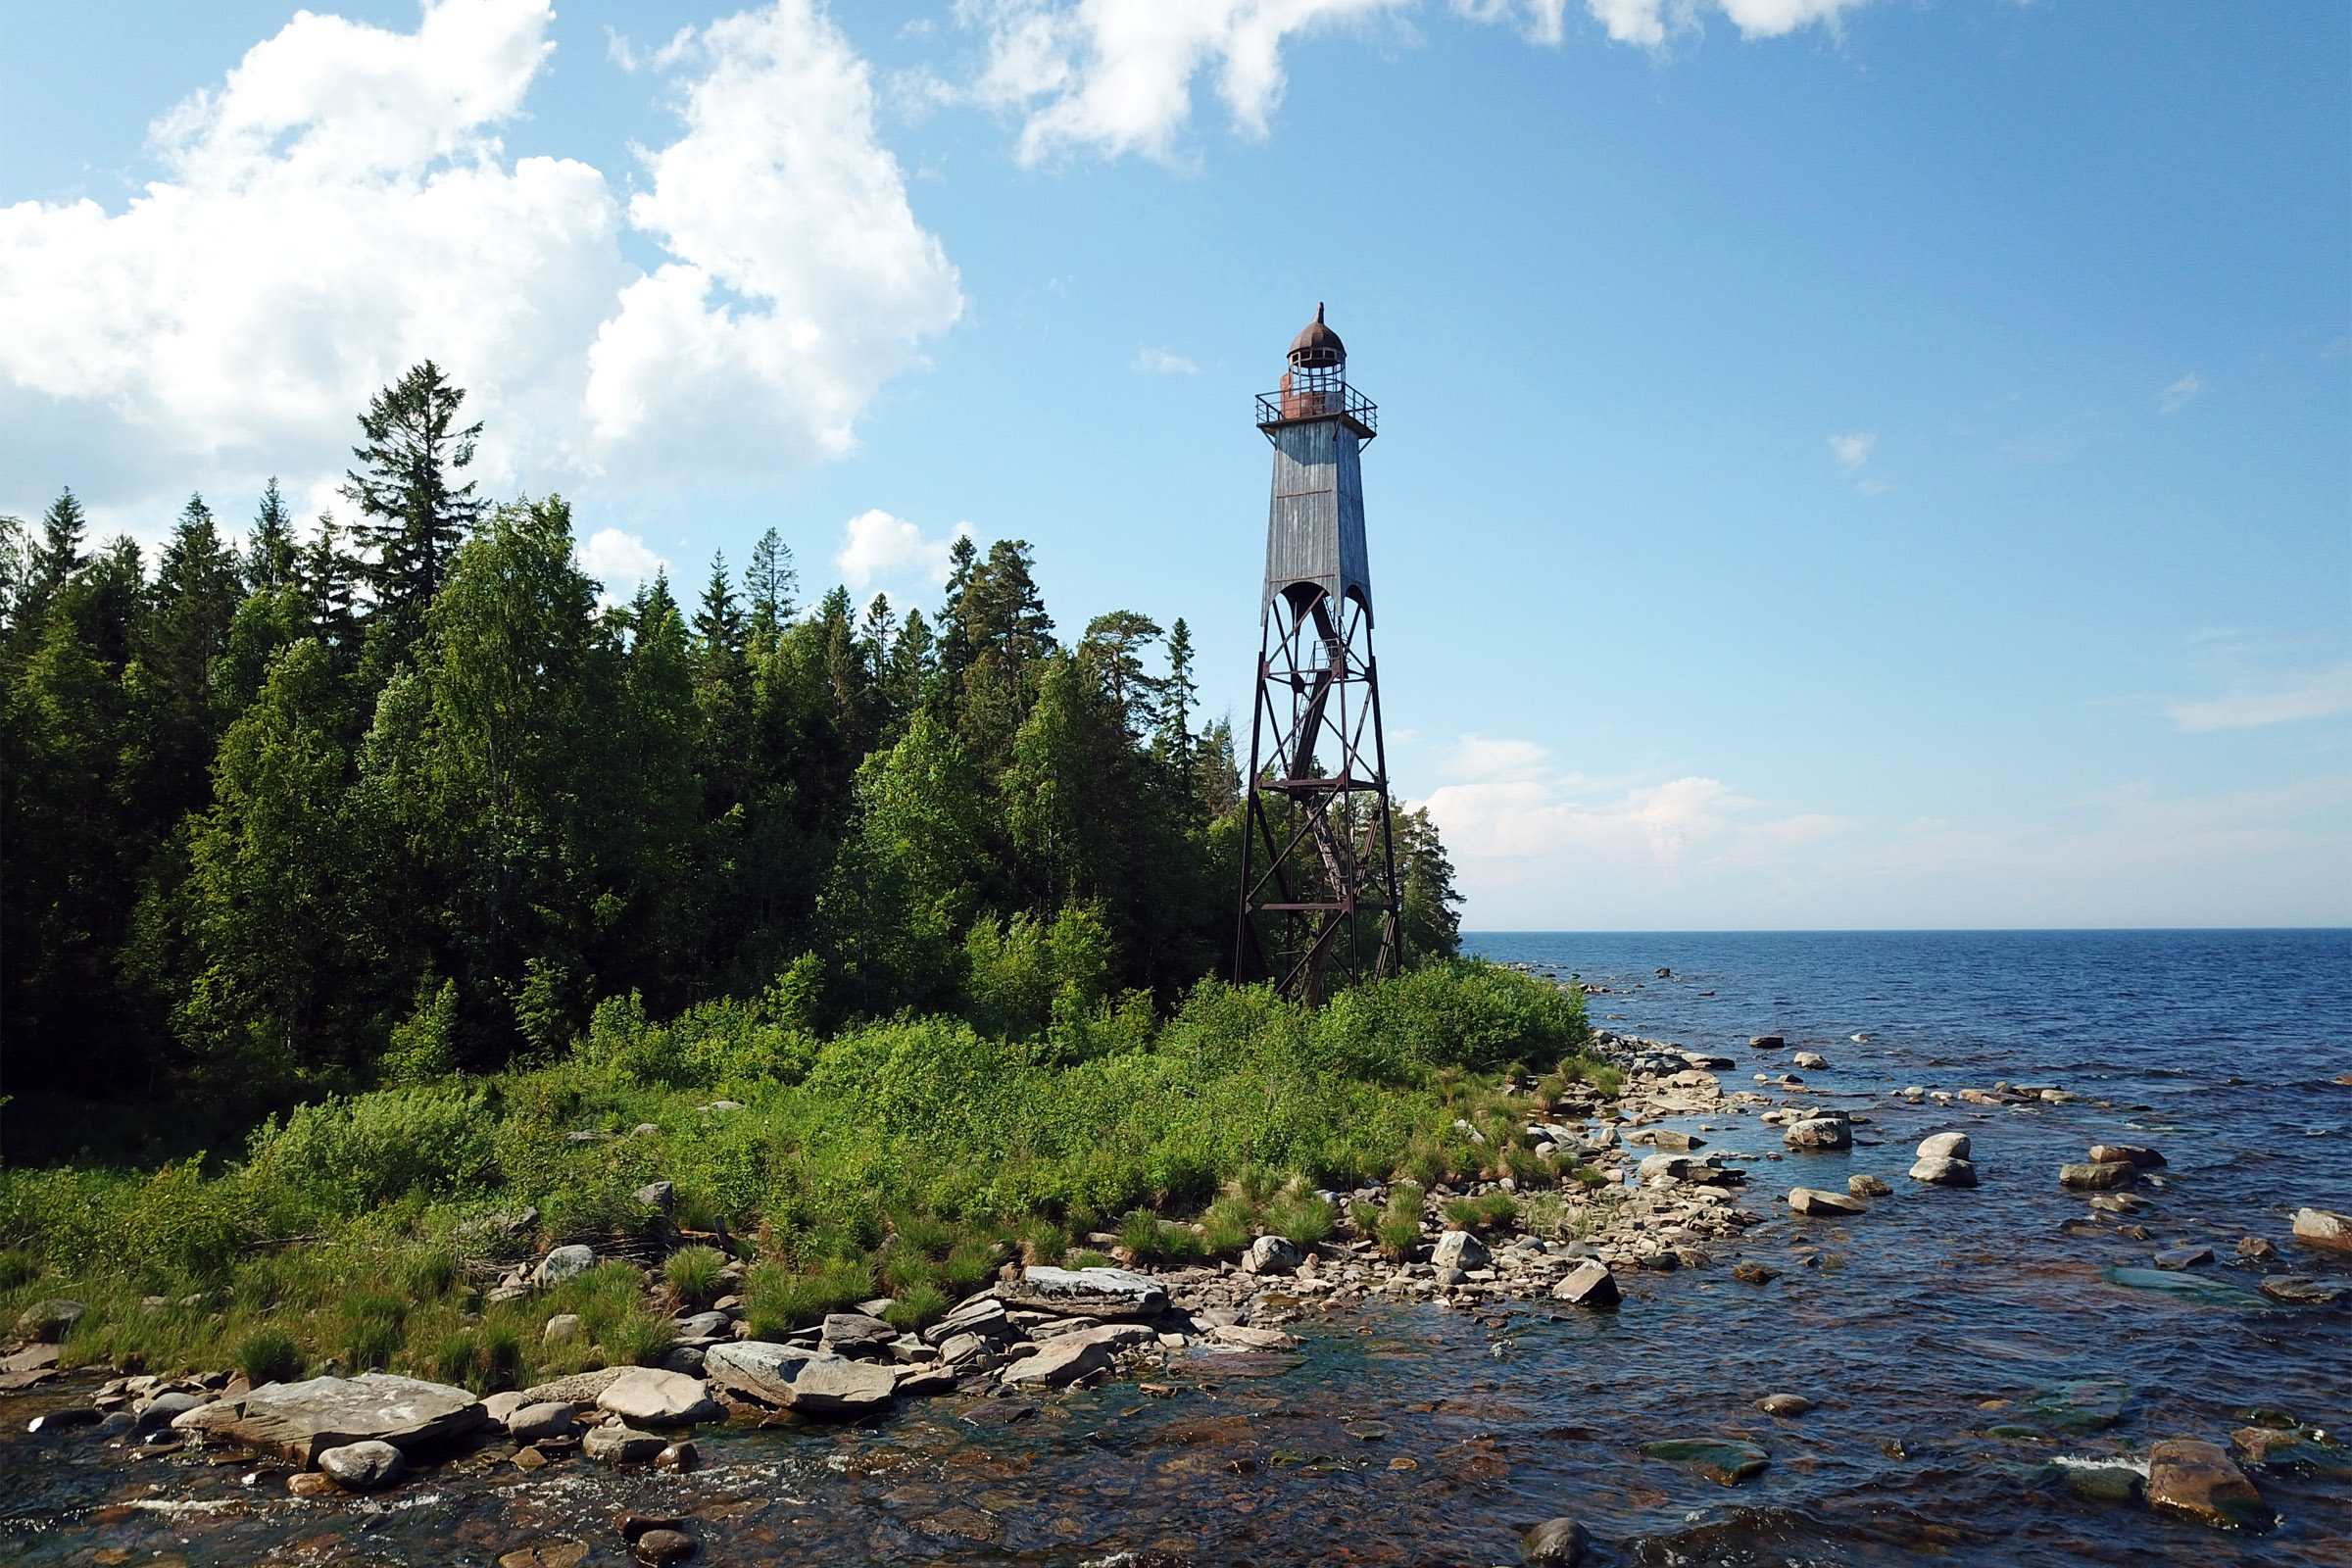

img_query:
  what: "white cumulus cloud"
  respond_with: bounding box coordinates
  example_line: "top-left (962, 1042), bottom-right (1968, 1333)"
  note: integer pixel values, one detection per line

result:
top-left (1577, 0), bottom-right (1870, 48)
top-left (578, 527), bottom-right (668, 598)
top-left (1133, 347), bottom-right (1200, 374)
top-left (836, 510), bottom-right (974, 591)
top-left (0, 0), bottom-right (961, 517)
top-left (2159, 371), bottom-right (2203, 414)
top-left (1830, 430), bottom-right (1875, 470)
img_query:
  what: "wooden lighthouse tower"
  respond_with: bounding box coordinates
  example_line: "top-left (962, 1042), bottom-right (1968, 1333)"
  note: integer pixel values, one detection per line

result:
top-left (1234, 306), bottom-right (1403, 999)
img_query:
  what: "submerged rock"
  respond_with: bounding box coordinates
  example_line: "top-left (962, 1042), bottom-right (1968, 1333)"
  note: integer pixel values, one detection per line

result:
top-left (2059, 1163), bottom-right (2133, 1192)
top-left (2055, 1460), bottom-right (2145, 1504)
top-left (1521, 1516), bottom-right (1592, 1565)
top-left (2101, 1267), bottom-right (2270, 1308)
top-left (2257, 1275), bottom-right (2342, 1306)
top-left (1756, 1393), bottom-right (1812, 1416)
top-left (2235, 1236), bottom-right (2276, 1260)
top-left (2146, 1438), bottom-right (2274, 1532)
top-left (2025, 1379), bottom-right (2129, 1434)
top-left (2152, 1245), bottom-right (2213, 1270)
top-left (1640, 1437), bottom-right (1770, 1485)
top-left (2230, 1425), bottom-right (2352, 1475)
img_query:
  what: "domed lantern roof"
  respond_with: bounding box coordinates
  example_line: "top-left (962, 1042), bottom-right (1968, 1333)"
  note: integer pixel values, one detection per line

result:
top-left (1287, 303), bottom-right (1345, 368)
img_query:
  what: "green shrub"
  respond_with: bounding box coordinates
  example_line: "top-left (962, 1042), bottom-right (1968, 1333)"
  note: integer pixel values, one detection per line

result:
top-left (402, 1248), bottom-right (459, 1299)
top-left (1502, 1146), bottom-right (1553, 1188)
top-left (1117, 1208), bottom-right (1164, 1262)
top-left (1232, 1164), bottom-right (1283, 1205)
top-left (1567, 1162), bottom-right (1608, 1189)
top-left (0, 1250), bottom-right (36, 1290)
top-left (335, 1292), bottom-right (407, 1372)
top-left (1200, 1195), bottom-right (1255, 1257)
top-left (884, 1282), bottom-right (947, 1332)
top-left (1347, 1200), bottom-right (1380, 1239)
top-left (245, 1087), bottom-right (497, 1215)
top-left (606, 1307), bottom-right (674, 1367)
top-left (743, 1257), bottom-right (876, 1337)
top-left (1014, 1218), bottom-right (1067, 1266)
top-left (663, 1245), bottom-right (727, 1308)
top-left (1065, 1249), bottom-right (1110, 1270)
top-left (1264, 1189), bottom-right (1335, 1248)
top-left (237, 1327), bottom-right (303, 1386)
top-left (940, 1239), bottom-right (999, 1292)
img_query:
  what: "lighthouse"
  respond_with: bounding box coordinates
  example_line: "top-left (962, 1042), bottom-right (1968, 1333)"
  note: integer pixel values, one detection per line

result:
top-left (1235, 306), bottom-right (1403, 999)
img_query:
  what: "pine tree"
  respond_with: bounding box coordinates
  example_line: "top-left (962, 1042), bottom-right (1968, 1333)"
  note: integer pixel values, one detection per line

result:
top-left (693, 554), bottom-right (748, 684)
top-left (1079, 611), bottom-right (1163, 737)
top-left (341, 361), bottom-right (488, 666)
top-left (31, 489), bottom-right (87, 600)
top-left (246, 478), bottom-right (299, 593)
top-left (297, 514), bottom-right (365, 669)
top-left (1157, 616), bottom-right (1199, 772)
top-left (130, 495), bottom-right (246, 826)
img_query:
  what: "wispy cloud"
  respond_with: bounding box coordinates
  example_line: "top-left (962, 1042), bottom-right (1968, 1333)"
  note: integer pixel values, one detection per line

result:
top-left (2159, 371), bottom-right (2203, 414)
top-left (1829, 431), bottom-right (1875, 470)
top-left (836, 510), bottom-right (974, 591)
top-left (1133, 347), bottom-right (1199, 375)
top-left (2168, 663), bottom-right (2352, 733)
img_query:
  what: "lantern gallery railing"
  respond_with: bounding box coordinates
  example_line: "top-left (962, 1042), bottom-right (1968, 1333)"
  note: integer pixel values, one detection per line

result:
top-left (1254, 381), bottom-right (1377, 441)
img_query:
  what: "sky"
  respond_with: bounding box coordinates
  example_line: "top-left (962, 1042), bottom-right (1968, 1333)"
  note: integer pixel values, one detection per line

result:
top-left (2, 0), bottom-right (2346, 930)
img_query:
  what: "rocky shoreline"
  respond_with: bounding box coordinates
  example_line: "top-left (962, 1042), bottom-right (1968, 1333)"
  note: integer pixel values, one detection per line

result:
top-left (8, 1022), bottom-right (2349, 1564)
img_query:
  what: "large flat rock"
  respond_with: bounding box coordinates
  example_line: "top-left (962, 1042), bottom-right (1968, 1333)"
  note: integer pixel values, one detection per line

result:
top-left (1000, 1266), bottom-right (1167, 1320)
top-left (704, 1342), bottom-right (895, 1418)
top-left (227, 1374), bottom-right (484, 1465)
top-left (595, 1367), bottom-right (723, 1428)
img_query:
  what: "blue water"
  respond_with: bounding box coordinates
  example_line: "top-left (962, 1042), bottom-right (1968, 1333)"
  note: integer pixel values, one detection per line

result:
top-left (4, 930), bottom-right (2347, 1565)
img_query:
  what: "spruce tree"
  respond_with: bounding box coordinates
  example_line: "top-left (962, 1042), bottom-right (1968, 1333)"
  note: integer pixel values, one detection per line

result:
top-left (246, 477), bottom-right (299, 593)
top-left (745, 528), bottom-right (797, 654)
top-left (1158, 616), bottom-right (1200, 773)
top-left (341, 361), bottom-right (488, 666)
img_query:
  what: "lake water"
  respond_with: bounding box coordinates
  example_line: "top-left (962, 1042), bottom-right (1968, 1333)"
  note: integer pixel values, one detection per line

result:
top-left (3, 928), bottom-right (2347, 1565)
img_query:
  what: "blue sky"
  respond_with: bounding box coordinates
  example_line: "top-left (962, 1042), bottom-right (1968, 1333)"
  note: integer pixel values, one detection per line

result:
top-left (3, 0), bottom-right (2345, 928)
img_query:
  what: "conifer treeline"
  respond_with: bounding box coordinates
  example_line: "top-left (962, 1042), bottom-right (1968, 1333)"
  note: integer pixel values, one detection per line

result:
top-left (0, 365), bottom-right (1462, 1127)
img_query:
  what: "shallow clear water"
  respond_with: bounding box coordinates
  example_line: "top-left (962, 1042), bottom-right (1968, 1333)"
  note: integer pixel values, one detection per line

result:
top-left (4, 929), bottom-right (2348, 1565)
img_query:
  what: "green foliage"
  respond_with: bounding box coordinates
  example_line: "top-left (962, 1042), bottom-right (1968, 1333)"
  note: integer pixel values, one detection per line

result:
top-left (1441, 1191), bottom-right (1521, 1234)
top-left (884, 1282), bottom-right (947, 1332)
top-left (743, 1257), bottom-right (875, 1338)
top-left (384, 980), bottom-right (460, 1084)
top-left (244, 1086), bottom-right (497, 1216)
top-left (663, 1245), bottom-right (727, 1308)
top-left (1264, 1187), bottom-right (1336, 1248)
top-left (1377, 1183), bottom-right (1426, 1260)
top-left (238, 1328), bottom-right (302, 1387)
top-left (1064, 1249), bottom-right (1111, 1270)
top-left (1200, 1195), bottom-right (1256, 1257)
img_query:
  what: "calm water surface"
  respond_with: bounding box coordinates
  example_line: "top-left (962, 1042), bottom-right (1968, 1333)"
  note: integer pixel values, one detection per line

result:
top-left (3, 929), bottom-right (2347, 1565)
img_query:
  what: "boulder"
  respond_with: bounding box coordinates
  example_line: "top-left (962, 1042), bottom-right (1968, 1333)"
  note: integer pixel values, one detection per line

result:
top-left (1000, 1265), bottom-right (1168, 1319)
top-left (533, 1246), bottom-right (597, 1287)
top-left (921, 1297), bottom-right (1009, 1346)
top-left (1552, 1260), bottom-right (1620, 1309)
top-left (1756, 1394), bottom-right (1811, 1416)
top-left (583, 1423), bottom-right (666, 1464)
top-left (1788, 1187), bottom-right (1868, 1217)
top-left (1636, 1153), bottom-right (1692, 1183)
top-left (171, 1399), bottom-right (247, 1438)
top-left (1643, 1129), bottom-right (1700, 1152)
top-left (633, 1528), bottom-right (696, 1566)
top-left (1750, 1036), bottom-right (1785, 1050)
top-left (2059, 1162), bottom-right (2134, 1191)
top-left (227, 1373), bottom-right (485, 1465)
top-left (2087, 1145), bottom-right (2165, 1168)
top-left (1916, 1132), bottom-right (1971, 1161)
top-left (1240, 1236), bottom-right (1304, 1277)
top-left (819, 1313), bottom-right (897, 1355)
top-left (2230, 1425), bottom-right (2352, 1475)
top-left (1782, 1117), bottom-right (1852, 1152)
top-left (1848, 1174), bottom-right (1892, 1198)
top-left (16, 1299), bottom-right (85, 1343)
top-left (2291, 1207), bottom-right (2351, 1252)
top-left (704, 1343), bottom-right (896, 1418)
top-left (632, 1180), bottom-right (674, 1211)
top-left (2146, 1438), bottom-right (2274, 1532)
top-left (998, 1335), bottom-right (1114, 1389)
top-left (316, 1440), bottom-right (405, 1491)
top-left (1209, 1324), bottom-right (1296, 1350)
top-left (516, 1366), bottom-right (634, 1406)
top-left (672, 1311), bottom-right (731, 1345)
top-left (132, 1392), bottom-right (204, 1434)
top-left (1430, 1231), bottom-right (1490, 1271)
top-left (1792, 1052), bottom-right (1828, 1071)
top-left (1521, 1517), bottom-right (1592, 1566)
top-left (504, 1401), bottom-right (576, 1443)
top-left (595, 1368), bottom-right (723, 1428)
top-left (1908, 1155), bottom-right (1978, 1188)
top-left (543, 1313), bottom-right (583, 1345)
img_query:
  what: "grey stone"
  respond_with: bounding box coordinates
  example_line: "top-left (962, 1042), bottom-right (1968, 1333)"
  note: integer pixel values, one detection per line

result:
top-left (1757, 1393), bottom-right (1812, 1416)
top-left (1909, 1155), bottom-right (1979, 1187)
top-left (1792, 1052), bottom-right (1828, 1070)
top-left (672, 1311), bottom-right (732, 1344)
top-left (133, 1392), bottom-right (203, 1434)
top-left (999, 1334), bottom-right (1115, 1389)
top-left (2147, 1438), bottom-right (2274, 1532)
top-left (2153, 1245), bottom-right (2214, 1270)
top-left (2059, 1162), bottom-right (2134, 1191)
top-left (227, 1373), bottom-right (485, 1465)
top-left (1783, 1117), bottom-right (1852, 1152)
top-left (544, 1312), bottom-right (584, 1344)
top-left (596, 1367), bottom-right (723, 1428)
top-left (1241, 1235), bottom-right (1304, 1276)
top-left (533, 1246), bottom-right (597, 1287)
top-left (316, 1439), bottom-right (405, 1491)
top-left (921, 1297), bottom-right (1008, 1346)
top-left (1001, 1265), bottom-right (1168, 1319)
top-left (1430, 1230), bottom-right (1491, 1271)
top-left (1522, 1516), bottom-right (1592, 1565)
top-left (1552, 1260), bottom-right (1620, 1309)
top-left (2087, 1145), bottom-right (2165, 1169)
top-left (633, 1180), bottom-right (675, 1211)
top-left (819, 1312), bottom-right (897, 1354)
top-left (503, 1401), bottom-right (575, 1442)
top-left (704, 1342), bottom-right (895, 1417)
top-left (584, 1423), bottom-right (666, 1464)
top-left (1848, 1174), bottom-right (1892, 1198)
top-left (1637, 1153), bottom-right (1692, 1183)
top-left (1917, 1132), bottom-right (1971, 1161)
top-left (16, 1299), bottom-right (83, 1342)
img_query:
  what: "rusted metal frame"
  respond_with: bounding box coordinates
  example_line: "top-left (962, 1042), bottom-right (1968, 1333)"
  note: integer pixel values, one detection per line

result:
top-left (1243, 802), bottom-right (1326, 907)
top-left (1365, 637), bottom-right (1403, 978)
top-left (1234, 641), bottom-right (1277, 984)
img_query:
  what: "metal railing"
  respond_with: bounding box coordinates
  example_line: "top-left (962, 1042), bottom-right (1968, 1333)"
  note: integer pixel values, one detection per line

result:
top-left (1255, 381), bottom-right (1377, 438)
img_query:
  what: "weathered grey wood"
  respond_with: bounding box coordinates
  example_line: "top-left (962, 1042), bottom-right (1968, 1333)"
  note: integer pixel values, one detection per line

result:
top-left (1263, 415), bottom-right (1372, 623)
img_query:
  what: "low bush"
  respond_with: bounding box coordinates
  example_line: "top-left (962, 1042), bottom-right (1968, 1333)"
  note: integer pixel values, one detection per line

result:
top-left (1264, 1188), bottom-right (1335, 1248)
top-left (883, 1282), bottom-right (947, 1332)
top-left (663, 1245), bottom-right (727, 1308)
top-left (238, 1327), bottom-right (302, 1386)
top-left (1200, 1195), bottom-right (1256, 1257)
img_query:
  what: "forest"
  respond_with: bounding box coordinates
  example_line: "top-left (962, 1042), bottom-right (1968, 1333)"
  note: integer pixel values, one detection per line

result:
top-left (0, 362), bottom-right (1465, 1161)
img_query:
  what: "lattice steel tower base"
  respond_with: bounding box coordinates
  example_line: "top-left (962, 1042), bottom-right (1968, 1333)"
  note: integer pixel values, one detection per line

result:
top-left (1235, 306), bottom-right (1402, 1000)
